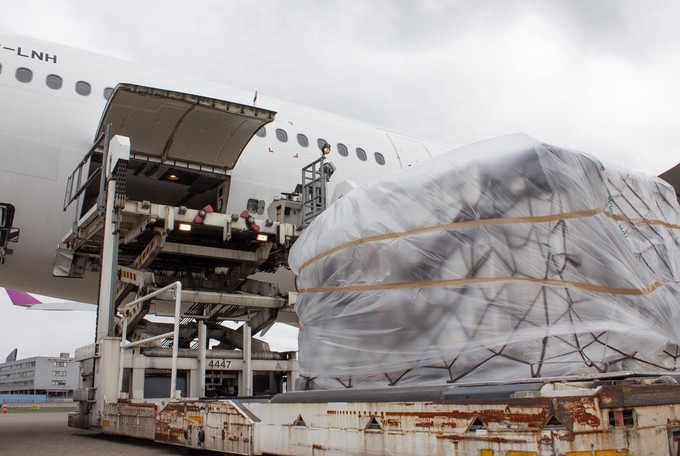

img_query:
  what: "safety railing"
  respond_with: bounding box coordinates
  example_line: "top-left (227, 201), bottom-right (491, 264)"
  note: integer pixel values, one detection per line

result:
top-left (301, 155), bottom-right (327, 227)
top-left (63, 128), bottom-right (107, 212)
top-left (118, 281), bottom-right (183, 400)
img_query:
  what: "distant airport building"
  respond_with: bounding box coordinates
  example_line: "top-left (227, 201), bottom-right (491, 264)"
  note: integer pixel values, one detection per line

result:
top-left (0, 352), bottom-right (79, 401)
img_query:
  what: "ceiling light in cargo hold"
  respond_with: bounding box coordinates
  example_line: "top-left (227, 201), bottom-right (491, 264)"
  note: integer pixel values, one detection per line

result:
top-left (160, 168), bottom-right (199, 185)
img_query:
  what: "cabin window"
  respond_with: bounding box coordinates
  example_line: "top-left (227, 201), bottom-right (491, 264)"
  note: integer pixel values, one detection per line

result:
top-left (255, 127), bottom-right (266, 138)
top-left (297, 133), bottom-right (309, 147)
top-left (374, 152), bottom-right (386, 165)
top-left (103, 87), bottom-right (114, 100)
top-left (0, 63), bottom-right (3, 74)
top-left (46, 74), bottom-right (63, 90)
top-left (337, 143), bottom-right (348, 157)
top-left (317, 138), bottom-right (329, 152)
top-left (75, 81), bottom-right (91, 96)
top-left (276, 128), bottom-right (288, 142)
top-left (15, 67), bottom-right (32, 83)
top-left (356, 147), bottom-right (367, 161)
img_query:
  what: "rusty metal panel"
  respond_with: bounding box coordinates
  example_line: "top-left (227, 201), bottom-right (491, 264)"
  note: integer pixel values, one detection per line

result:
top-left (599, 384), bottom-right (680, 408)
top-left (99, 383), bottom-right (680, 455)
top-left (247, 386), bottom-right (680, 455)
top-left (102, 402), bottom-right (157, 440)
top-left (154, 400), bottom-right (254, 455)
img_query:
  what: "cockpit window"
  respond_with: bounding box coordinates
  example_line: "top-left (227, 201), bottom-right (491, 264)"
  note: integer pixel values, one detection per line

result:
top-left (46, 74), bottom-right (63, 90)
top-left (16, 67), bottom-right (32, 83)
top-left (75, 81), bottom-right (91, 96)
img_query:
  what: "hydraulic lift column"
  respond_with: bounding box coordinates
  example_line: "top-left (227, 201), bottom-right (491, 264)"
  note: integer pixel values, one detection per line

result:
top-left (92, 134), bottom-right (130, 428)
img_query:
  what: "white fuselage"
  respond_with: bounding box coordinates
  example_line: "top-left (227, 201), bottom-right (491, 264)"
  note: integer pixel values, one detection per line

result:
top-left (0, 31), bottom-right (452, 302)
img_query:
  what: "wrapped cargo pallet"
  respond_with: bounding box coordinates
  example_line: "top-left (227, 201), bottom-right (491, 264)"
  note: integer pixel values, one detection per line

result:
top-left (288, 134), bottom-right (680, 390)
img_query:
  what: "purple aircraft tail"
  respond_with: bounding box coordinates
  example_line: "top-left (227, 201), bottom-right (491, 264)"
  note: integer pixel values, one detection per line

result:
top-left (5, 288), bottom-right (42, 306)
top-left (2, 288), bottom-right (95, 311)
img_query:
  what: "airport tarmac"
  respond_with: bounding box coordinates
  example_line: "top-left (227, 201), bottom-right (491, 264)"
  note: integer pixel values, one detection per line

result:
top-left (0, 411), bottom-right (186, 455)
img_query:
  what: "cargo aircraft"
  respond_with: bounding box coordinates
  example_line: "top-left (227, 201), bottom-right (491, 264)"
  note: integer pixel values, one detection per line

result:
top-left (1, 31), bottom-right (678, 311)
top-left (0, 30), bottom-right (453, 306)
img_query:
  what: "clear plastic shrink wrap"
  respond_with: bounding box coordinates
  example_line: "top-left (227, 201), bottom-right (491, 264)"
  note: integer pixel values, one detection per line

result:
top-left (288, 134), bottom-right (680, 390)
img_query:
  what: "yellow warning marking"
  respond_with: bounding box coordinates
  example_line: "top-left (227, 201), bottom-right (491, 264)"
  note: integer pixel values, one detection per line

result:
top-left (102, 419), bottom-right (110, 427)
top-left (507, 452), bottom-right (537, 456)
top-left (480, 450), bottom-right (494, 456)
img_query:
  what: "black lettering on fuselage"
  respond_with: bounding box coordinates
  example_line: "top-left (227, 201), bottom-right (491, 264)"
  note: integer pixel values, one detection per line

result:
top-left (1, 44), bottom-right (58, 64)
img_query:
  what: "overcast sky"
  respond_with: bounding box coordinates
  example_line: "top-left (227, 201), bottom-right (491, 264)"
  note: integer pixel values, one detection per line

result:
top-left (1, 0), bottom-right (679, 359)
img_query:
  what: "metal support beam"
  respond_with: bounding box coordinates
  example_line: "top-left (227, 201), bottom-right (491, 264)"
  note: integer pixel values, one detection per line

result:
top-left (198, 318), bottom-right (207, 397)
top-left (241, 322), bottom-right (252, 397)
top-left (151, 288), bottom-right (285, 309)
top-left (248, 308), bottom-right (279, 335)
top-left (170, 282), bottom-right (182, 399)
top-left (162, 242), bottom-right (265, 262)
top-left (114, 231), bottom-right (166, 305)
top-left (96, 179), bottom-right (120, 340)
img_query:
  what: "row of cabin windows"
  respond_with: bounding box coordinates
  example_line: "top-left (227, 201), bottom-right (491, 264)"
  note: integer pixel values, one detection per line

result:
top-left (1, 63), bottom-right (387, 165)
top-left (0, 63), bottom-right (114, 100)
top-left (256, 126), bottom-right (386, 165)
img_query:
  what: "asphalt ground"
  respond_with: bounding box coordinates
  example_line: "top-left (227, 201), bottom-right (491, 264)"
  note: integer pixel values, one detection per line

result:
top-left (0, 410), bottom-right (191, 455)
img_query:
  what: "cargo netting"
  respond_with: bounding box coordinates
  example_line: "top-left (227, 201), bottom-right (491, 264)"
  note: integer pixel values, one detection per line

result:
top-left (289, 134), bottom-right (680, 390)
